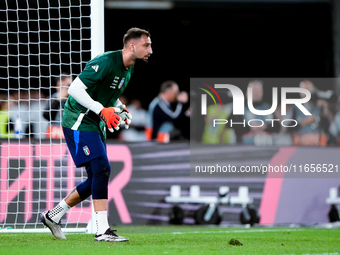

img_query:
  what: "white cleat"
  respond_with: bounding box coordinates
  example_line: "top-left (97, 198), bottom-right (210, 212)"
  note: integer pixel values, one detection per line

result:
top-left (95, 228), bottom-right (129, 242)
top-left (40, 211), bottom-right (66, 240)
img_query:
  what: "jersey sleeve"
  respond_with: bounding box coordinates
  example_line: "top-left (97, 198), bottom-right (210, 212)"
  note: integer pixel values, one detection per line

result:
top-left (78, 56), bottom-right (112, 88)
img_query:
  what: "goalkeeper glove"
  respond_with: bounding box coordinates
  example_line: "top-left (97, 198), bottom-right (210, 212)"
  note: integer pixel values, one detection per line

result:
top-left (99, 107), bottom-right (121, 132)
top-left (117, 104), bottom-right (132, 129)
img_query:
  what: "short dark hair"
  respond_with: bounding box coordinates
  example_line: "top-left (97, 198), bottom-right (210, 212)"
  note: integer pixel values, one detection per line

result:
top-left (123, 27), bottom-right (150, 46)
top-left (160, 80), bottom-right (177, 93)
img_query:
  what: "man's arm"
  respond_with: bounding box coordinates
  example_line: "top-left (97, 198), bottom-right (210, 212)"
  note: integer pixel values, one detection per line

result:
top-left (155, 91), bottom-right (188, 122)
top-left (68, 77), bottom-right (121, 132)
top-left (68, 77), bottom-right (104, 114)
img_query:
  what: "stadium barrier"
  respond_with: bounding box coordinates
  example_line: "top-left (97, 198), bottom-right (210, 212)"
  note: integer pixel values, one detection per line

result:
top-left (1, 141), bottom-right (339, 232)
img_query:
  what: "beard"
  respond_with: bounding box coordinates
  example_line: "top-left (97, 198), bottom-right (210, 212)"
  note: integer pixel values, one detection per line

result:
top-left (135, 57), bottom-right (149, 65)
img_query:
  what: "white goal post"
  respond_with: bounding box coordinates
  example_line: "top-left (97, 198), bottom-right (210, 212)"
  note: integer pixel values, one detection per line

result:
top-left (0, 0), bottom-right (104, 233)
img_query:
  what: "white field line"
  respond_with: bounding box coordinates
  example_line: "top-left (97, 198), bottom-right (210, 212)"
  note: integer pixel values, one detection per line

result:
top-left (172, 228), bottom-right (304, 235)
top-left (0, 228), bottom-right (85, 233)
top-left (300, 254), bottom-right (339, 255)
top-left (285, 254), bottom-right (339, 255)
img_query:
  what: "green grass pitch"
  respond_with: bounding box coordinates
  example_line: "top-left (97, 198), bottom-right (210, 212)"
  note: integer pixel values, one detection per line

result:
top-left (1, 226), bottom-right (339, 255)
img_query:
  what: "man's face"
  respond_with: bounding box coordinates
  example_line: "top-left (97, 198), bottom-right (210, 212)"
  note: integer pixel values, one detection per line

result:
top-left (57, 77), bottom-right (71, 92)
top-left (57, 77), bottom-right (71, 99)
top-left (248, 82), bottom-right (263, 102)
top-left (299, 81), bottom-right (314, 98)
top-left (168, 84), bottom-right (179, 103)
top-left (132, 35), bottom-right (153, 62)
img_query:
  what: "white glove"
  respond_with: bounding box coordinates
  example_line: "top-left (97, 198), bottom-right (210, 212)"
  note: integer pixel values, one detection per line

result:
top-left (117, 104), bottom-right (132, 129)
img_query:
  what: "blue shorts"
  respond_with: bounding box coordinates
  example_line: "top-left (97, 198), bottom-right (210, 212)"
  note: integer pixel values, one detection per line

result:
top-left (63, 127), bottom-right (107, 167)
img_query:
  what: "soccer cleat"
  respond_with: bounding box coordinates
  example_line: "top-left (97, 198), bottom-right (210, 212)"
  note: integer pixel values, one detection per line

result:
top-left (94, 228), bottom-right (129, 242)
top-left (40, 211), bottom-right (66, 240)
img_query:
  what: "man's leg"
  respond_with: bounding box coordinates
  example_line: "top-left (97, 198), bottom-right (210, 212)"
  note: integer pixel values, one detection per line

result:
top-left (93, 199), bottom-right (108, 211)
top-left (90, 155), bottom-right (128, 242)
top-left (41, 164), bottom-right (93, 239)
top-left (90, 156), bottom-right (110, 236)
top-left (64, 187), bottom-right (82, 207)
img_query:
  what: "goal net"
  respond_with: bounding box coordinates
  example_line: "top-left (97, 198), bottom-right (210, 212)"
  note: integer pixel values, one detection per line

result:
top-left (0, 0), bottom-right (103, 233)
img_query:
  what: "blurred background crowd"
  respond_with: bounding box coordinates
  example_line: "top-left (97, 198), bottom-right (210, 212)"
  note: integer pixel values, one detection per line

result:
top-left (2, 76), bottom-right (340, 147)
top-left (0, 76), bottom-right (191, 143)
top-left (194, 79), bottom-right (340, 146)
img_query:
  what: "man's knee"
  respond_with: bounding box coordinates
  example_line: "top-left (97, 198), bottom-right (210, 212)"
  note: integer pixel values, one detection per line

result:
top-left (76, 165), bottom-right (93, 200)
top-left (91, 156), bottom-right (111, 199)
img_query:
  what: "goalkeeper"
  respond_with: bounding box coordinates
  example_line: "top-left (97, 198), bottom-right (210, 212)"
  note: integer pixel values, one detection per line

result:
top-left (40, 27), bottom-right (152, 242)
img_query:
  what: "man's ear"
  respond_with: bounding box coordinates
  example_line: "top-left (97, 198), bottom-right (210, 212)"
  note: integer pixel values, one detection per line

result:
top-left (129, 42), bottom-right (135, 52)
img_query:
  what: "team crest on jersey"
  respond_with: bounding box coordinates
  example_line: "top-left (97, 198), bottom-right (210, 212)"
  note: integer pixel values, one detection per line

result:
top-left (118, 78), bottom-right (125, 89)
top-left (83, 146), bottom-right (90, 156)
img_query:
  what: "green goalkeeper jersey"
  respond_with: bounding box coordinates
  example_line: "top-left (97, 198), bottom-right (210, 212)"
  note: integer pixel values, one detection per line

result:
top-left (62, 50), bottom-right (134, 140)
